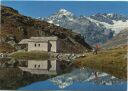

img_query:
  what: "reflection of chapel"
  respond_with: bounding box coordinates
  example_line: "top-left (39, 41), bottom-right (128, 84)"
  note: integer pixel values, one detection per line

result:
top-left (19, 36), bottom-right (59, 52)
top-left (19, 60), bottom-right (61, 75)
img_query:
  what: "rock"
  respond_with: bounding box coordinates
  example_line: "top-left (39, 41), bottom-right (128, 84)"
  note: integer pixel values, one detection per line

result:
top-left (124, 54), bottom-right (127, 60)
top-left (7, 40), bottom-right (16, 47)
top-left (0, 37), bottom-right (6, 43)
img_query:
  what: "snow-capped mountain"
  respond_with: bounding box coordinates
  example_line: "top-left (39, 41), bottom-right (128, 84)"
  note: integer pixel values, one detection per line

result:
top-left (90, 13), bottom-right (128, 24)
top-left (43, 9), bottom-right (77, 26)
top-left (88, 13), bottom-right (128, 34)
top-left (41, 9), bottom-right (128, 45)
top-left (49, 68), bottom-right (125, 89)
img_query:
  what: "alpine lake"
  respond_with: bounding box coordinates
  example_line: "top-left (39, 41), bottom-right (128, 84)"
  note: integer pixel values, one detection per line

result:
top-left (0, 58), bottom-right (127, 91)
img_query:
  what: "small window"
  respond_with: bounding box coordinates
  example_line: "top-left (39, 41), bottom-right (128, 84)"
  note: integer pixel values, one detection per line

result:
top-left (34, 65), bottom-right (36, 68)
top-left (38, 65), bottom-right (40, 68)
top-left (35, 44), bottom-right (36, 47)
top-left (38, 44), bottom-right (40, 47)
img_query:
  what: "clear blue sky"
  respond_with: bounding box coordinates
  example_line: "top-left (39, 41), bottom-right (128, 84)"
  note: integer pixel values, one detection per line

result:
top-left (2, 1), bottom-right (128, 18)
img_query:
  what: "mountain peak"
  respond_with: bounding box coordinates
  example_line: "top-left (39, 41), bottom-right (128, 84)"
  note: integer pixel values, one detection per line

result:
top-left (59, 8), bottom-right (68, 12)
top-left (56, 8), bottom-right (74, 17)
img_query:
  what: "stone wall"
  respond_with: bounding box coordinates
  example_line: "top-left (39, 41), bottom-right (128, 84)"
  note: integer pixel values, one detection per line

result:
top-left (28, 42), bottom-right (48, 52)
top-left (49, 40), bottom-right (57, 52)
top-left (28, 60), bottom-right (47, 69)
top-left (27, 60), bottom-right (60, 71)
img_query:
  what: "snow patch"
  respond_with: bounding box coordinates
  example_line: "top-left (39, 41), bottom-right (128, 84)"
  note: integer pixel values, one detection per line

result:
top-left (87, 17), bottom-right (128, 35)
top-left (57, 8), bottom-right (74, 17)
top-left (55, 24), bottom-right (60, 26)
top-left (107, 13), bottom-right (114, 17)
top-left (111, 20), bottom-right (128, 34)
top-left (47, 20), bottom-right (53, 24)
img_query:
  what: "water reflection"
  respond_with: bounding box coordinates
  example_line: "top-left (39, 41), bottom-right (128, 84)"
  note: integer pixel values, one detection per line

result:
top-left (19, 59), bottom-right (62, 75)
top-left (50, 68), bottom-right (125, 88)
top-left (19, 68), bottom-right (127, 91)
top-left (0, 59), bottom-right (71, 89)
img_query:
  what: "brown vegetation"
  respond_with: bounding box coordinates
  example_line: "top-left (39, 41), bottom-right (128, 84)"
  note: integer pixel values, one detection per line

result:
top-left (74, 46), bottom-right (127, 79)
top-left (0, 43), bottom-right (16, 53)
top-left (1, 5), bottom-right (92, 53)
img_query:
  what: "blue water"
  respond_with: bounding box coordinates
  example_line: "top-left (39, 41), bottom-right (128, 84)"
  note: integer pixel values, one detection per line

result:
top-left (19, 80), bottom-right (127, 91)
top-left (19, 68), bottom-right (127, 91)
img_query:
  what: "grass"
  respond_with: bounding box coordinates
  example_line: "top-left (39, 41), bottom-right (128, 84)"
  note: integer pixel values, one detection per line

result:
top-left (74, 46), bottom-right (127, 80)
top-left (10, 51), bottom-right (50, 60)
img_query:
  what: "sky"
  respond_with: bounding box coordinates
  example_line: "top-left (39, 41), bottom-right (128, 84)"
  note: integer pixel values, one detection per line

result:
top-left (1, 1), bottom-right (128, 18)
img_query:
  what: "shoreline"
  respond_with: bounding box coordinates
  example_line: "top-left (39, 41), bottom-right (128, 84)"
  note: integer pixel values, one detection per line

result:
top-left (74, 46), bottom-right (127, 80)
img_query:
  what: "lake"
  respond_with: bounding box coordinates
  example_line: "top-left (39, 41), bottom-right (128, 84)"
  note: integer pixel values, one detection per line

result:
top-left (19, 68), bottom-right (127, 91)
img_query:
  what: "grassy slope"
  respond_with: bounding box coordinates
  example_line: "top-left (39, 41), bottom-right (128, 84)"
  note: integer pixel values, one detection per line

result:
top-left (10, 51), bottom-right (49, 60)
top-left (74, 46), bottom-right (127, 79)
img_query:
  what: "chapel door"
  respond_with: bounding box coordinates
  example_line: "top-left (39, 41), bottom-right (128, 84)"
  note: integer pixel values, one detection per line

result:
top-left (48, 42), bottom-right (52, 52)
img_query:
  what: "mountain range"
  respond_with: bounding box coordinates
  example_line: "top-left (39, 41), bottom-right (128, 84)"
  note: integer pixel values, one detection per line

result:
top-left (40, 9), bottom-right (128, 45)
top-left (1, 6), bottom-right (127, 53)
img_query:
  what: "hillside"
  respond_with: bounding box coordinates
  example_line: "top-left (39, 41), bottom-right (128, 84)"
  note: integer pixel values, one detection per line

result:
top-left (102, 28), bottom-right (128, 48)
top-left (75, 46), bottom-right (127, 79)
top-left (0, 5), bottom-right (92, 53)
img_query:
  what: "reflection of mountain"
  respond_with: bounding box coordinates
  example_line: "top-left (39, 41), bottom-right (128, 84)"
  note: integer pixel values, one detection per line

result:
top-left (41, 9), bottom-right (128, 45)
top-left (50, 68), bottom-right (124, 89)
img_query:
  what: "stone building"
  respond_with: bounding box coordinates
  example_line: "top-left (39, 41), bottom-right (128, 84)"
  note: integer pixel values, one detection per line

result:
top-left (19, 36), bottom-right (60, 52)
